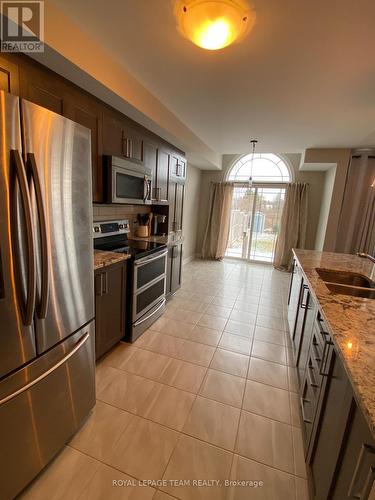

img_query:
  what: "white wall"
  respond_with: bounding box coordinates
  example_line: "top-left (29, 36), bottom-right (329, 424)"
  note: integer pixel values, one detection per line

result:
top-left (182, 164), bottom-right (202, 262)
top-left (314, 167), bottom-right (336, 250)
top-left (302, 148), bottom-right (351, 251)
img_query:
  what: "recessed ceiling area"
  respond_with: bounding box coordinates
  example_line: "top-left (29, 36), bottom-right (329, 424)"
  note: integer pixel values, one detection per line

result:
top-left (50, 0), bottom-right (375, 160)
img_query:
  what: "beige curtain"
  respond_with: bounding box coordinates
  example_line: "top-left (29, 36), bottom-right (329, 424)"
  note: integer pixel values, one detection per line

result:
top-left (336, 154), bottom-right (375, 254)
top-left (273, 183), bottom-right (309, 271)
top-left (355, 183), bottom-right (375, 254)
top-left (202, 182), bottom-right (234, 260)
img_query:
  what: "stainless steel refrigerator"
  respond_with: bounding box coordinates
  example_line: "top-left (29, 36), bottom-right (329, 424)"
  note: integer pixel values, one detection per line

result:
top-left (0, 91), bottom-right (95, 499)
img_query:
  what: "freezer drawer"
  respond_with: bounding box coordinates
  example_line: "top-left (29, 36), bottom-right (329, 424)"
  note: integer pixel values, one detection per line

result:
top-left (0, 321), bottom-right (96, 500)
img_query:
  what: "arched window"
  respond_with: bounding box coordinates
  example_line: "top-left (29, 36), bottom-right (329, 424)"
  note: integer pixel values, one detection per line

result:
top-left (227, 153), bottom-right (292, 183)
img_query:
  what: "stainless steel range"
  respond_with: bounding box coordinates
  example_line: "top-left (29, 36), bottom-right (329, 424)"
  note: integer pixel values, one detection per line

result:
top-left (93, 220), bottom-right (167, 342)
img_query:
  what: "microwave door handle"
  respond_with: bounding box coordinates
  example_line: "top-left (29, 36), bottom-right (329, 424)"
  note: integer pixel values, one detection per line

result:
top-left (144, 177), bottom-right (151, 202)
top-left (27, 153), bottom-right (49, 319)
top-left (10, 150), bottom-right (36, 326)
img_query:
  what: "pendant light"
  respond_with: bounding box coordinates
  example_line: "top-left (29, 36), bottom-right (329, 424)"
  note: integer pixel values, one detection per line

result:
top-left (248, 139), bottom-right (258, 188)
top-left (175, 0), bottom-right (256, 51)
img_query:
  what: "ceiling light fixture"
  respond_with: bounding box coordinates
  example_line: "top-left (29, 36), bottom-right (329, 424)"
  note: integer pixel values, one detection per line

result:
top-left (175, 0), bottom-right (255, 51)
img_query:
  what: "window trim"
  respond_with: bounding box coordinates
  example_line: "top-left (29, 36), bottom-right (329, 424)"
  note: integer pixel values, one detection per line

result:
top-left (225, 153), bottom-right (294, 183)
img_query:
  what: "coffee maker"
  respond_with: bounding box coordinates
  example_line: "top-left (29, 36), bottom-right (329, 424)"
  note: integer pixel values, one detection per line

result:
top-left (153, 214), bottom-right (167, 236)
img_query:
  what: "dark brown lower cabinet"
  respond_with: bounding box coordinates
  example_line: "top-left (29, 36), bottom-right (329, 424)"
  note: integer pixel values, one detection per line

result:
top-left (330, 402), bottom-right (375, 499)
top-left (167, 242), bottom-right (183, 297)
top-left (94, 260), bottom-right (127, 359)
top-left (305, 340), bottom-right (375, 499)
top-left (296, 289), bottom-right (317, 386)
top-left (307, 345), bottom-right (353, 498)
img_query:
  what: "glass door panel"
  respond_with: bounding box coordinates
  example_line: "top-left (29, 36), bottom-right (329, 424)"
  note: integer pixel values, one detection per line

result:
top-left (248, 187), bottom-right (285, 262)
top-left (226, 186), bottom-right (256, 258)
top-left (226, 186), bottom-right (285, 263)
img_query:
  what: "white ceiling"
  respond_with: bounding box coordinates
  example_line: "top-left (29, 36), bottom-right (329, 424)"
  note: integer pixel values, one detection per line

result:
top-left (51, 0), bottom-right (375, 158)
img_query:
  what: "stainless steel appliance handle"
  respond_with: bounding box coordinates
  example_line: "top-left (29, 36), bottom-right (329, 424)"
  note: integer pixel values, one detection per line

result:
top-left (134, 249), bottom-right (168, 266)
top-left (143, 177), bottom-right (151, 202)
top-left (0, 332), bottom-right (90, 406)
top-left (10, 150), bottom-right (36, 326)
top-left (27, 153), bottom-right (49, 319)
top-left (133, 299), bottom-right (166, 327)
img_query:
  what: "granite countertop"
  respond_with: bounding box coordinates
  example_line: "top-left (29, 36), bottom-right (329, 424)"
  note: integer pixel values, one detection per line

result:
top-left (94, 249), bottom-right (131, 270)
top-left (293, 249), bottom-right (375, 437)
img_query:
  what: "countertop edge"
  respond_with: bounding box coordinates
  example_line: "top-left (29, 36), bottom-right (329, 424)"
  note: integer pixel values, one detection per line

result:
top-left (94, 250), bottom-right (131, 271)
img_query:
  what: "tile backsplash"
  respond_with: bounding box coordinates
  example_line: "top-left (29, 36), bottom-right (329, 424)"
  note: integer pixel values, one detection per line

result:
top-left (93, 204), bottom-right (151, 236)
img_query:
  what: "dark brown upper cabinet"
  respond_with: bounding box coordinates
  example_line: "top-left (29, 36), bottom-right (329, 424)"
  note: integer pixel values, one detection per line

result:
top-left (0, 55), bottom-right (19, 95)
top-left (19, 60), bottom-right (64, 115)
top-left (102, 108), bottom-right (143, 164)
top-left (63, 88), bottom-right (103, 203)
top-left (170, 153), bottom-right (186, 180)
top-left (123, 123), bottom-right (143, 163)
top-left (153, 148), bottom-right (170, 204)
top-left (168, 179), bottom-right (184, 239)
top-left (144, 140), bottom-right (158, 198)
top-left (2, 52), bottom-right (186, 206)
top-left (102, 110), bottom-right (124, 157)
top-left (144, 140), bottom-right (171, 205)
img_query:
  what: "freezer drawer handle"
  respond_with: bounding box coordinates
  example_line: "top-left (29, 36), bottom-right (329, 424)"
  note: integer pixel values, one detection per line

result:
top-left (10, 150), bottom-right (36, 326)
top-left (0, 332), bottom-right (90, 407)
top-left (27, 153), bottom-right (49, 319)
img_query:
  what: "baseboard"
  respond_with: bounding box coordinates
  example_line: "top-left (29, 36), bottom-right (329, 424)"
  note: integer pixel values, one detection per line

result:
top-left (182, 253), bottom-right (198, 265)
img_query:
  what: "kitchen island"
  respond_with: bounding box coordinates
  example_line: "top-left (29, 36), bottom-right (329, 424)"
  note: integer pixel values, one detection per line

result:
top-left (289, 249), bottom-right (375, 500)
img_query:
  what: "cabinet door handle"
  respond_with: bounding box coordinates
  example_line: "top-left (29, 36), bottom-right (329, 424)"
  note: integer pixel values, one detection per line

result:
top-left (347, 443), bottom-right (375, 499)
top-left (300, 397), bottom-right (312, 424)
top-left (307, 361), bottom-right (319, 388)
top-left (121, 133), bottom-right (127, 157)
top-left (103, 272), bottom-right (108, 294)
top-left (300, 285), bottom-right (309, 309)
top-left (319, 339), bottom-right (333, 376)
top-left (95, 274), bottom-right (103, 296)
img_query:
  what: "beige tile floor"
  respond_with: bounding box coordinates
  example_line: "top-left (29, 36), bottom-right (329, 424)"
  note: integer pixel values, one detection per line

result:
top-left (21, 259), bottom-right (310, 500)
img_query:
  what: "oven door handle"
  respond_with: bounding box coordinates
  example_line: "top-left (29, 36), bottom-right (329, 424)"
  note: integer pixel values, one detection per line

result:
top-left (133, 299), bottom-right (166, 327)
top-left (134, 249), bottom-right (168, 266)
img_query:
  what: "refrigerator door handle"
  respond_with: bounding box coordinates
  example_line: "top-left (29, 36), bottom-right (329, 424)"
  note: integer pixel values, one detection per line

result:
top-left (10, 150), bottom-right (36, 326)
top-left (27, 152), bottom-right (49, 319)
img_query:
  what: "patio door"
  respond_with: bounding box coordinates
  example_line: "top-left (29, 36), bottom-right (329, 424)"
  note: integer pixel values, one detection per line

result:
top-left (226, 185), bottom-right (286, 263)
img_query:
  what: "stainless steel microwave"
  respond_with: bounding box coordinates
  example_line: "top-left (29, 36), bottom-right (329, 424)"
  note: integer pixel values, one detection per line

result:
top-left (105, 155), bottom-right (152, 204)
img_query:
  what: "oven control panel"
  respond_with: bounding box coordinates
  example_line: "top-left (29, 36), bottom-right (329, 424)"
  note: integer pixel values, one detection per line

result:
top-left (93, 219), bottom-right (130, 238)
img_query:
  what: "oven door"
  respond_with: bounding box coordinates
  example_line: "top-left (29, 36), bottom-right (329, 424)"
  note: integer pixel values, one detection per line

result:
top-left (133, 249), bottom-right (168, 321)
top-left (111, 165), bottom-right (151, 204)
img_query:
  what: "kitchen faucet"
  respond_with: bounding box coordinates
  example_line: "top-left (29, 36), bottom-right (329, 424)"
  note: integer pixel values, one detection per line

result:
top-left (357, 253), bottom-right (375, 264)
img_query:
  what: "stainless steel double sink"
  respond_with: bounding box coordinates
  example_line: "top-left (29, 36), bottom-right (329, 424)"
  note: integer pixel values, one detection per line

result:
top-left (316, 268), bottom-right (375, 299)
